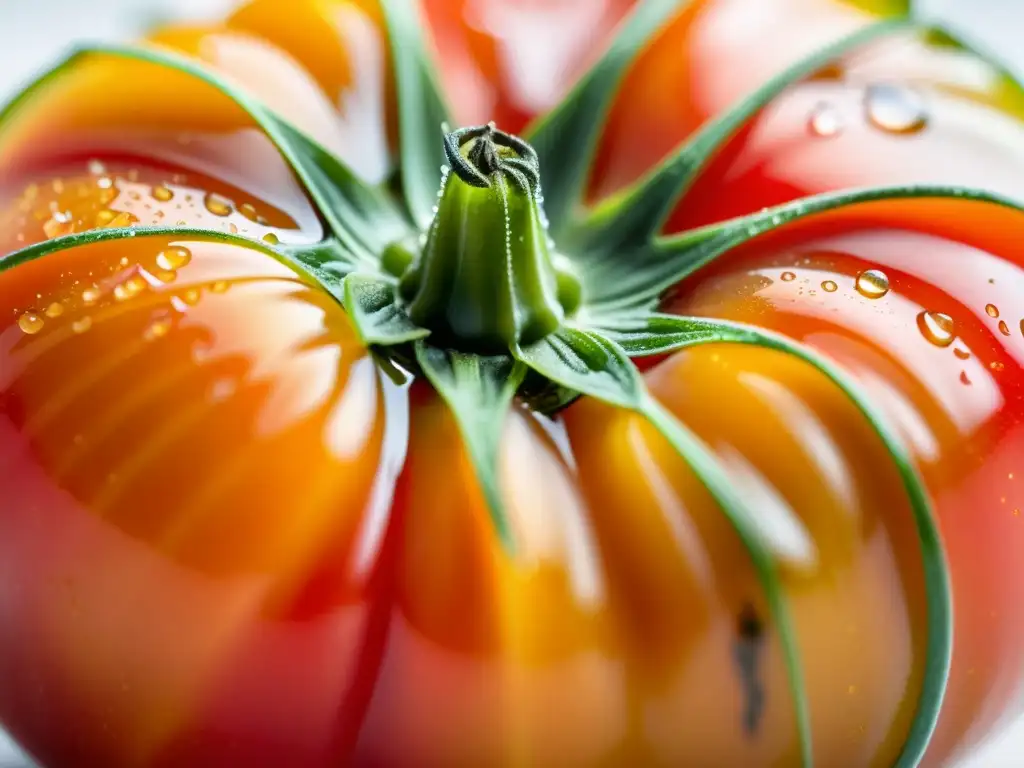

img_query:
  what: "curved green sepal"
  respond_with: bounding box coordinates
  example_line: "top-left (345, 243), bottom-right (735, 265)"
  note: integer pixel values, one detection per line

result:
top-left (596, 312), bottom-right (952, 767)
top-left (641, 397), bottom-right (813, 767)
top-left (377, 0), bottom-right (454, 228)
top-left (0, 44), bottom-right (407, 269)
top-left (271, 118), bottom-right (412, 257)
top-left (525, 0), bottom-right (692, 237)
top-left (0, 225), bottom-right (299, 277)
top-left (587, 184), bottom-right (1024, 312)
top-left (515, 327), bottom-right (642, 409)
top-left (414, 344), bottom-right (526, 549)
top-left (283, 237), bottom-right (359, 281)
top-left (576, 19), bottom-right (907, 256)
top-left (515, 324), bottom-right (812, 764)
top-left (344, 273), bottom-right (430, 346)
top-left (594, 312), bottom-right (738, 355)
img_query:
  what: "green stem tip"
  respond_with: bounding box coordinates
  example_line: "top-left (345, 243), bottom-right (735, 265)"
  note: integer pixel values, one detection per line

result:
top-left (398, 123), bottom-right (580, 354)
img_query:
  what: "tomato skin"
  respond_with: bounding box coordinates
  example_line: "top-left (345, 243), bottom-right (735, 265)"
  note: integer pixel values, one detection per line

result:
top-left (0, 232), bottom-right (397, 767)
top-left (0, 0), bottom-right (1023, 766)
top-left (667, 211), bottom-right (1024, 765)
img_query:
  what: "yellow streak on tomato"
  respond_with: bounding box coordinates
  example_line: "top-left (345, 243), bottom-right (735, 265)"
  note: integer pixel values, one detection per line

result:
top-left (0, 234), bottom-right (387, 765)
top-left (357, 392), bottom-right (625, 766)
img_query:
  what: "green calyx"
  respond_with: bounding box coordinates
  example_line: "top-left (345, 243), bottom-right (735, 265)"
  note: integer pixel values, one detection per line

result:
top-left (396, 123), bottom-right (579, 354)
top-left (4, 2), bottom-right (1023, 763)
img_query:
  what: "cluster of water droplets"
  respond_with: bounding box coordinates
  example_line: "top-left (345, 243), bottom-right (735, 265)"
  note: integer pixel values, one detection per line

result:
top-left (807, 82), bottom-right (929, 138)
top-left (10, 159), bottom-right (290, 250)
top-left (774, 266), bottom-right (1018, 386)
top-left (14, 240), bottom-right (234, 344)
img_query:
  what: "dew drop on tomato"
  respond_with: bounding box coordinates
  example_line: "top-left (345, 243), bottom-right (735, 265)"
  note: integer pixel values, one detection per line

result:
top-left (855, 269), bottom-right (890, 299)
top-left (986, 303), bottom-right (1000, 318)
top-left (807, 102), bottom-right (843, 138)
top-left (917, 310), bottom-right (957, 347)
top-left (155, 246), bottom-right (192, 271)
top-left (204, 193), bottom-right (232, 216)
top-left (999, 320), bottom-right (1011, 336)
top-left (17, 311), bottom-right (44, 335)
top-left (820, 279), bottom-right (838, 293)
top-left (864, 83), bottom-right (928, 135)
top-left (71, 316), bottom-right (92, 334)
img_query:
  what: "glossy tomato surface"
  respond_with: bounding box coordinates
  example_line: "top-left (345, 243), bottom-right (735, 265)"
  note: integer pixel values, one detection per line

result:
top-left (1, 1), bottom-right (1023, 766)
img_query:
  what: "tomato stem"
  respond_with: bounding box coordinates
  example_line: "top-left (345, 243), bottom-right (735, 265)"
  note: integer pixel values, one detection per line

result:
top-left (397, 123), bottom-right (578, 353)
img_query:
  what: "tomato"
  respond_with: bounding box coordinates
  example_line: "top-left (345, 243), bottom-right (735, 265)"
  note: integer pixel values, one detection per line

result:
top-left (0, 0), bottom-right (1022, 766)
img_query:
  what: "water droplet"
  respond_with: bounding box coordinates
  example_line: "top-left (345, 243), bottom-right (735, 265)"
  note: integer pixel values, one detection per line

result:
top-left (87, 159), bottom-right (106, 175)
top-left (104, 211), bottom-right (138, 229)
top-left (228, 223), bottom-right (238, 234)
top-left (119, 257), bottom-right (130, 268)
top-left (18, 312), bottom-right (44, 334)
top-left (999, 320), bottom-right (1011, 336)
top-left (865, 83), bottom-right (928, 135)
top-left (81, 287), bottom-right (101, 305)
top-left (855, 269), bottom-right (890, 299)
top-left (156, 246), bottom-right (192, 271)
top-left (182, 288), bottom-right (201, 306)
top-left (114, 276), bottom-right (146, 302)
top-left (781, 271), bottom-right (796, 282)
top-left (72, 316), bottom-right (93, 334)
top-left (954, 348), bottom-right (971, 360)
top-left (204, 194), bottom-right (232, 217)
top-left (808, 103), bottom-right (843, 137)
top-left (262, 232), bottom-right (280, 245)
top-left (144, 317), bottom-right (172, 340)
top-left (156, 270), bottom-right (177, 283)
top-left (94, 210), bottom-right (117, 227)
top-left (990, 361), bottom-right (1006, 372)
top-left (821, 280), bottom-right (838, 293)
top-left (44, 302), bottom-right (64, 318)
top-left (152, 186), bottom-right (174, 202)
top-left (986, 303), bottom-right (1000, 318)
top-left (960, 371), bottom-right (972, 386)
top-left (917, 310), bottom-right (955, 347)
top-left (210, 281), bottom-right (229, 294)
top-left (43, 215), bottom-right (74, 239)
top-left (238, 203), bottom-right (258, 222)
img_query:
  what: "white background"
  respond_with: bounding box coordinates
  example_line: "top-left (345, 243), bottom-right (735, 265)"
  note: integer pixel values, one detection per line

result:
top-left (0, 0), bottom-right (1022, 765)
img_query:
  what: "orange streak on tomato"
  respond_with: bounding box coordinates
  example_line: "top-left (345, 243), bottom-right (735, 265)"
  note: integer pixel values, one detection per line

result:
top-left (0, 51), bottom-right (322, 236)
top-left (149, 0), bottom-right (393, 183)
top-left (565, 343), bottom-right (924, 767)
top-left (668, 215), bottom-right (1024, 765)
top-left (355, 391), bottom-right (626, 765)
top-left (0, 235), bottom-right (392, 766)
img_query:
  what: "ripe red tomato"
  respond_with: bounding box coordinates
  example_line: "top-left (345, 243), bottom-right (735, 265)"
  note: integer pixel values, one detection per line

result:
top-left (0, 0), bottom-right (1022, 766)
